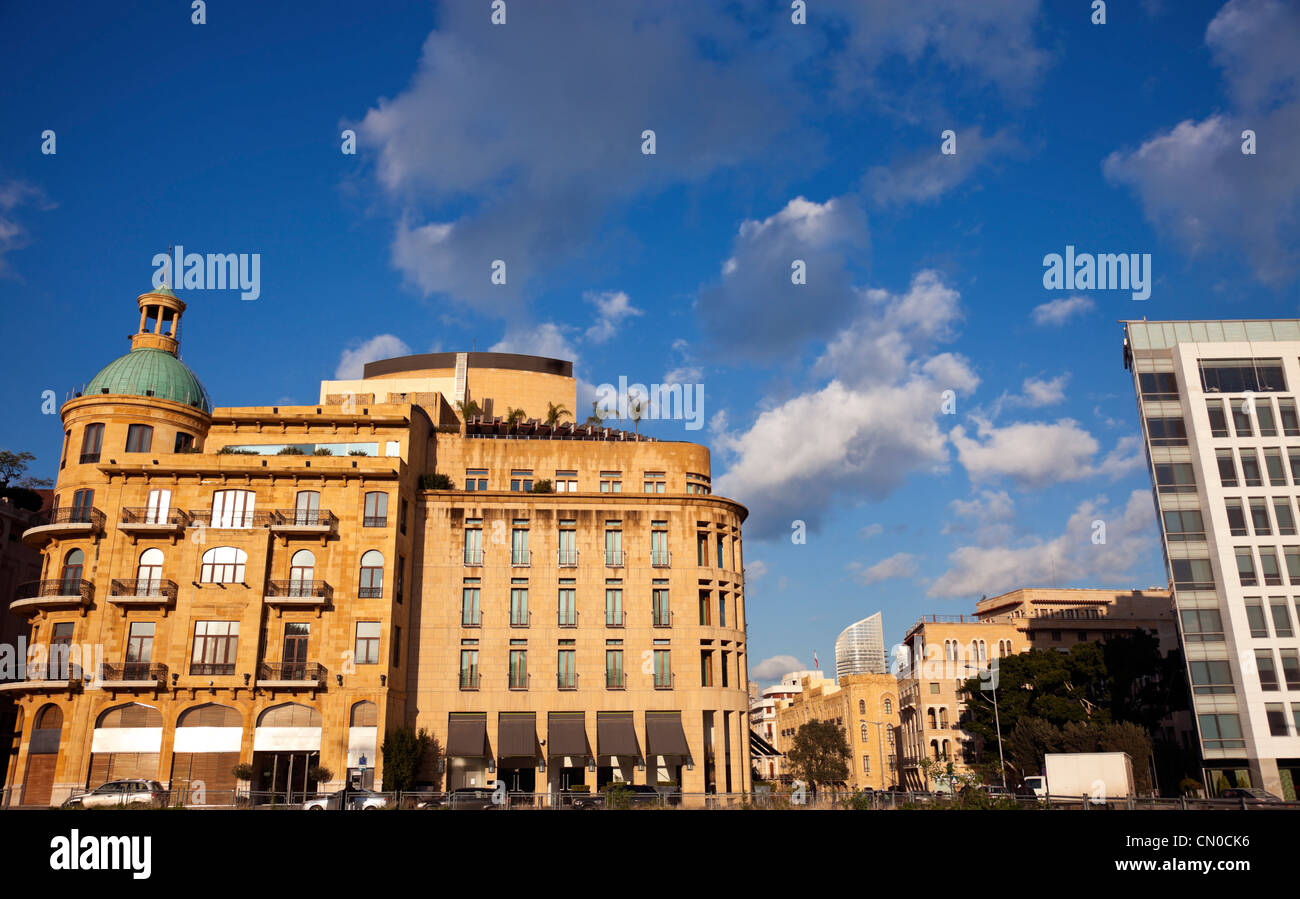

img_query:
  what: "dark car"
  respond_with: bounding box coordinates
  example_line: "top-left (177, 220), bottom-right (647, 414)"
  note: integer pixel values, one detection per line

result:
top-left (62, 780), bottom-right (168, 809)
top-left (572, 783), bottom-right (668, 809)
top-left (448, 787), bottom-right (501, 809)
top-left (1220, 787), bottom-right (1284, 805)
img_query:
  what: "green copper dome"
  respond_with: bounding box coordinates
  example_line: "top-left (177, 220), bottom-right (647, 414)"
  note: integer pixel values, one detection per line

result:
top-left (85, 347), bottom-right (212, 414)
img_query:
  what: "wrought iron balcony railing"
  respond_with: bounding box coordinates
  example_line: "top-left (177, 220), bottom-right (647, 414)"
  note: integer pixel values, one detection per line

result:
top-left (557, 549), bottom-right (579, 567)
top-left (651, 551), bottom-right (672, 568)
top-left (605, 550), bottom-right (626, 568)
top-left (258, 662), bottom-right (326, 684)
top-left (110, 579), bottom-right (178, 601)
top-left (100, 662), bottom-right (169, 684)
top-left (187, 509), bottom-right (273, 528)
top-left (14, 578), bottom-right (94, 604)
top-left (265, 580), bottom-right (334, 600)
top-left (270, 509), bottom-right (338, 530)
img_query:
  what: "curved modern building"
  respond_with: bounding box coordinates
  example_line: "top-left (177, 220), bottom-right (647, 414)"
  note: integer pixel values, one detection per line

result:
top-left (835, 612), bottom-right (885, 680)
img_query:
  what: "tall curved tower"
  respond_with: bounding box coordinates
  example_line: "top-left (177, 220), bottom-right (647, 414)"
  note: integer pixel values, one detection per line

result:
top-left (835, 612), bottom-right (885, 681)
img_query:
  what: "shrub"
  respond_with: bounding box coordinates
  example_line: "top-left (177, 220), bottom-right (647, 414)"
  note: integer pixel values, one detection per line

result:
top-left (421, 473), bottom-right (453, 490)
top-left (530, 479), bottom-right (553, 493)
top-left (231, 763), bottom-right (255, 781)
top-left (276, 446), bottom-right (305, 456)
top-left (312, 448), bottom-right (333, 456)
top-left (307, 765), bottom-right (333, 785)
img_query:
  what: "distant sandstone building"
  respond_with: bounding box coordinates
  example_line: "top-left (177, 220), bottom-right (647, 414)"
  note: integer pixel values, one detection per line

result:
top-left (3, 285), bottom-right (750, 805)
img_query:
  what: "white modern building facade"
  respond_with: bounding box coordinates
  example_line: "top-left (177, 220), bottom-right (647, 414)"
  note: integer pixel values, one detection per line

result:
top-left (835, 613), bottom-right (886, 681)
top-left (1124, 320), bottom-right (1300, 798)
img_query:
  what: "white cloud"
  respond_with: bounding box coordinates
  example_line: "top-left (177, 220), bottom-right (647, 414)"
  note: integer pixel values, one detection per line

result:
top-left (850, 552), bottom-right (919, 585)
top-left (864, 127), bottom-right (1017, 207)
top-left (752, 655), bottom-right (807, 683)
top-left (1031, 295), bottom-right (1095, 326)
top-left (1102, 1), bottom-right (1300, 284)
top-left (0, 180), bottom-right (54, 277)
top-left (335, 334), bottom-right (412, 379)
top-left (698, 195), bottom-right (870, 361)
top-left (858, 523), bottom-right (884, 540)
top-left (745, 560), bottom-right (768, 581)
top-left (951, 418), bottom-right (1141, 487)
top-left (583, 290), bottom-right (643, 344)
top-left (490, 322), bottom-right (578, 363)
top-left (1018, 375), bottom-right (1068, 407)
top-left (928, 490), bottom-right (1159, 598)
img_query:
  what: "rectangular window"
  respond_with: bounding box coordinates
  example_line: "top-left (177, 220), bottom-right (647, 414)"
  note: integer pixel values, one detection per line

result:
top-left (511, 523), bottom-right (530, 566)
top-left (605, 585), bottom-right (624, 627)
top-left (79, 423), bottom-right (104, 464)
top-left (1280, 398), bottom-right (1300, 436)
top-left (460, 648), bottom-right (479, 689)
top-left (191, 621), bottom-right (239, 676)
top-left (1146, 416), bottom-right (1188, 446)
top-left (1286, 548), bottom-right (1300, 584)
top-left (1280, 649), bottom-right (1300, 690)
top-left (1290, 449), bottom-right (1300, 485)
top-left (461, 587), bottom-right (481, 626)
top-left (1265, 449), bottom-right (1288, 485)
top-left (1257, 399), bottom-right (1278, 436)
top-left (652, 586), bottom-right (670, 627)
top-left (1217, 449), bottom-right (1239, 487)
top-left (1245, 600), bottom-right (1269, 637)
top-left (651, 525), bottom-right (669, 567)
top-left (1139, 371), bottom-right (1178, 399)
top-left (399, 498), bottom-right (408, 536)
top-left (125, 622), bottom-right (155, 666)
top-left (697, 532), bottom-right (709, 566)
top-left (356, 622), bottom-right (381, 664)
top-left (718, 592), bottom-right (727, 628)
top-left (510, 470), bottom-right (534, 492)
top-left (699, 589), bottom-right (712, 626)
top-left (1241, 450), bottom-right (1263, 487)
top-left (1236, 549), bottom-right (1258, 586)
top-left (643, 471), bottom-right (667, 493)
top-left (1275, 499), bottom-right (1297, 536)
top-left (1250, 498), bottom-right (1272, 535)
top-left (1198, 713), bottom-right (1245, 750)
top-left (717, 534), bottom-right (725, 569)
top-left (1261, 547), bottom-right (1282, 585)
top-left (1154, 462), bottom-right (1196, 493)
top-left (720, 650), bottom-right (730, 688)
top-left (510, 587), bottom-right (530, 627)
top-left (554, 471), bottom-right (577, 493)
top-left (1206, 400), bottom-right (1229, 438)
top-left (1180, 609), bottom-right (1224, 643)
top-left (464, 469), bottom-right (488, 491)
top-left (1230, 399), bottom-right (1254, 437)
top-left (1266, 704), bottom-right (1289, 737)
top-left (701, 651), bottom-right (713, 687)
top-left (606, 648), bottom-right (624, 688)
top-left (173, 431), bottom-right (194, 453)
top-left (509, 649), bottom-right (528, 689)
top-left (558, 586), bottom-right (576, 627)
top-left (558, 524), bottom-right (577, 566)
top-left (464, 522), bottom-right (483, 566)
top-left (1172, 558), bottom-right (1215, 590)
top-left (599, 471), bottom-right (622, 493)
top-left (390, 625), bottom-right (401, 668)
top-left (653, 650), bottom-right (672, 688)
top-left (1257, 650), bottom-right (1280, 691)
top-left (1271, 600), bottom-right (1294, 638)
top-left (605, 525), bottom-right (623, 566)
top-left (210, 489), bottom-right (255, 528)
top-left (557, 649), bottom-right (576, 689)
top-left (1189, 660), bottom-right (1235, 695)
top-left (1199, 358), bottom-right (1286, 393)
top-left (1225, 500), bottom-right (1248, 537)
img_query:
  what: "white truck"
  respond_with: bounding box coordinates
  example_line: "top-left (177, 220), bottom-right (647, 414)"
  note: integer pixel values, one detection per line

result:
top-left (1042, 751), bottom-right (1135, 804)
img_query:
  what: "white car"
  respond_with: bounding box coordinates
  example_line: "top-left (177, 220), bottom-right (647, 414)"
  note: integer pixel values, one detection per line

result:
top-left (1022, 776), bottom-right (1046, 799)
top-left (302, 788), bottom-right (388, 810)
top-left (62, 780), bottom-right (167, 809)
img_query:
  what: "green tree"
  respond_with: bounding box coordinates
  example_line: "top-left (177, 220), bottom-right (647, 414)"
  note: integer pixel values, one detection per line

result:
top-left (0, 450), bottom-right (52, 490)
top-left (545, 402), bottom-right (571, 429)
top-left (786, 720), bottom-right (850, 789)
top-left (381, 726), bottom-right (440, 791)
top-left (454, 399), bottom-right (481, 421)
top-left (584, 400), bottom-right (605, 428)
top-left (1004, 717), bottom-right (1059, 784)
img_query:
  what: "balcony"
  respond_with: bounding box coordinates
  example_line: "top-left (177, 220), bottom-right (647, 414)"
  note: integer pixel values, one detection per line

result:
top-left (262, 580), bottom-right (334, 610)
top-left (464, 549), bottom-right (484, 567)
top-left (511, 550), bottom-right (531, 568)
top-left (0, 664), bottom-right (81, 694)
top-left (508, 673), bottom-right (531, 692)
top-left (510, 610), bottom-right (532, 629)
top-left (605, 611), bottom-right (626, 628)
top-left (22, 506), bottom-right (105, 546)
top-left (653, 608), bottom-right (673, 628)
top-left (187, 509), bottom-right (273, 529)
top-left (460, 671), bottom-right (480, 691)
top-left (654, 673), bottom-right (675, 691)
top-left (118, 507), bottom-right (190, 537)
top-left (109, 579), bottom-right (178, 609)
top-left (257, 661), bottom-right (326, 690)
top-left (12, 579), bottom-right (93, 614)
top-left (270, 509), bottom-right (338, 537)
top-left (362, 515), bottom-right (387, 528)
top-left (98, 662), bottom-right (169, 689)
top-left (605, 550), bottom-right (626, 568)
top-left (557, 549), bottom-right (579, 568)
top-left (557, 672), bottom-right (579, 691)
top-left (189, 663), bottom-right (236, 677)
top-left (651, 550), bottom-right (672, 568)
top-left (606, 672), bottom-right (627, 690)
top-left (558, 610), bottom-right (578, 628)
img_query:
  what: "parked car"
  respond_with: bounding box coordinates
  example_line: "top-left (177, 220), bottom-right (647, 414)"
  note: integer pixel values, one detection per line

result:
top-left (572, 783), bottom-right (667, 809)
top-left (62, 780), bottom-right (168, 809)
top-left (1220, 787), bottom-right (1284, 805)
top-left (447, 787), bottom-right (501, 809)
top-left (1021, 776), bottom-right (1046, 799)
top-left (302, 788), bottom-right (388, 810)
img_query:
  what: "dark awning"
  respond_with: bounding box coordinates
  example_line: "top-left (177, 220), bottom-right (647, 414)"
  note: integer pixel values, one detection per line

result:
top-left (645, 712), bottom-right (690, 758)
top-left (446, 713), bottom-right (487, 757)
top-left (547, 713), bottom-right (589, 759)
top-left (498, 712), bottom-right (538, 760)
top-left (596, 712), bottom-right (639, 758)
top-left (750, 729), bottom-right (780, 757)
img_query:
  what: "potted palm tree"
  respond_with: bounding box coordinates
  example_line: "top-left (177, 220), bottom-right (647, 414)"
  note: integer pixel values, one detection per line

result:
top-left (545, 401), bottom-right (571, 436)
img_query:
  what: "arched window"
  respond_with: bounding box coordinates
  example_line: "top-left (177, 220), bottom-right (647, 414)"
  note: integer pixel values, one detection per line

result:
top-left (883, 697), bottom-right (893, 715)
top-left (350, 701), bottom-right (378, 727)
top-left (978, 640), bottom-right (987, 662)
top-left (939, 708), bottom-right (949, 728)
top-left (257, 703), bottom-right (321, 728)
top-left (359, 550), bottom-right (384, 598)
top-left (96, 703), bottom-right (162, 729)
top-left (860, 723), bottom-right (869, 742)
top-left (60, 548), bottom-right (84, 587)
top-left (363, 492), bottom-right (388, 527)
top-left (927, 708), bottom-right (937, 729)
top-left (178, 703), bottom-right (241, 728)
top-left (930, 739), bottom-right (940, 760)
top-left (858, 699), bottom-right (866, 714)
top-left (289, 550), bottom-right (315, 596)
top-left (941, 739), bottom-right (950, 760)
top-left (200, 547), bottom-right (247, 584)
top-left (136, 547), bottom-right (164, 592)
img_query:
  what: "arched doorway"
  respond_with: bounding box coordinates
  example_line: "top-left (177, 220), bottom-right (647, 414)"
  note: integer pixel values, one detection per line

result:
top-left (23, 704), bottom-right (63, 806)
top-left (171, 703), bottom-right (243, 804)
top-left (253, 703), bottom-right (321, 803)
top-left (348, 701), bottom-right (378, 789)
top-left (88, 703), bottom-right (163, 787)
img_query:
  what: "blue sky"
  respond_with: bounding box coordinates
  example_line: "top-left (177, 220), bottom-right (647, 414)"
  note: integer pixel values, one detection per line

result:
top-left (3, 0), bottom-right (1298, 683)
